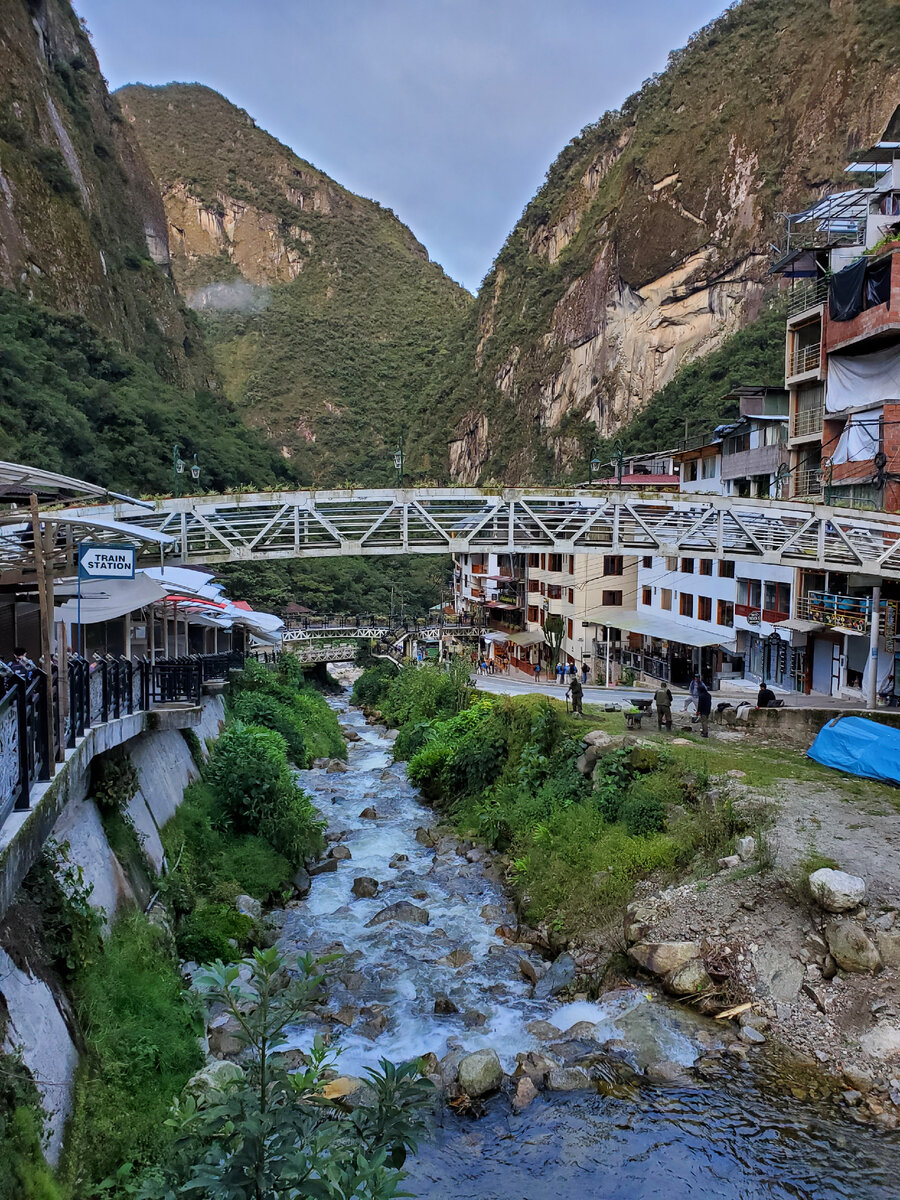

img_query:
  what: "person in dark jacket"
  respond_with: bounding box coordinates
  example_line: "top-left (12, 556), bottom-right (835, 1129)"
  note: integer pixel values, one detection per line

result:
top-left (757, 682), bottom-right (776, 708)
top-left (567, 675), bottom-right (583, 715)
top-left (654, 684), bottom-right (673, 730)
top-left (695, 674), bottom-right (712, 737)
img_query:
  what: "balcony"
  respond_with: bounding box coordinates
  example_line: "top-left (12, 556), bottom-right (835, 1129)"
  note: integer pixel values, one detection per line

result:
top-left (787, 277), bottom-right (829, 318)
top-left (789, 341), bottom-right (822, 377)
top-left (793, 468), bottom-right (823, 499)
top-left (797, 591), bottom-right (872, 633)
top-left (734, 604), bottom-right (789, 626)
top-left (790, 403), bottom-right (825, 440)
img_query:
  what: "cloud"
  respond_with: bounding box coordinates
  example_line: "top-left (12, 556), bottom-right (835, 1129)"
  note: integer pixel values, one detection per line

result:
top-left (187, 281), bottom-right (270, 314)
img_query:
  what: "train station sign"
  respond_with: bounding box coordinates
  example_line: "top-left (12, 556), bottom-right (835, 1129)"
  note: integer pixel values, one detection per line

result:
top-left (78, 543), bottom-right (136, 580)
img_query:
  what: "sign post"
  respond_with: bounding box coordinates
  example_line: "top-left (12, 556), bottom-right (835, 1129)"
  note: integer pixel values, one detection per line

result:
top-left (76, 544), bottom-right (136, 656)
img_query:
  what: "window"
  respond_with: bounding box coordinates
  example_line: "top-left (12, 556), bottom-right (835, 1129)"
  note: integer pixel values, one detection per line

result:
top-left (717, 600), bottom-right (734, 626)
top-left (698, 595), bottom-right (712, 621)
top-left (642, 587), bottom-right (652, 606)
top-left (548, 553), bottom-right (563, 572)
top-left (567, 618), bottom-right (574, 639)
top-left (684, 460), bottom-right (698, 482)
top-left (660, 589), bottom-right (672, 611)
top-left (602, 590), bottom-right (623, 606)
top-left (718, 561), bottom-right (735, 578)
top-left (569, 556), bottom-right (575, 575)
top-left (737, 579), bottom-right (762, 607)
top-left (603, 555), bottom-right (624, 576)
top-left (642, 556), bottom-right (653, 569)
top-left (764, 582), bottom-right (791, 616)
top-left (724, 431), bottom-right (750, 455)
top-left (762, 422), bottom-right (787, 446)
top-left (568, 588), bottom-right (574, 605)
top-left (539, 609), bottom-right (545, 626)
top-left (681, 558), bottom-right (694, 574)
top-left (540, 554), bottom-right (546, 570)
top-left (699, 559), bottom-right (713, 576)
top-left (528, 579), bottom-right (540, 593)
top-left (540, 582), bottom-right (546, 596)
top-left (528, 553), bottom-right (540, 568)
top-left (665, 557), bottom-right (677, 572)
top-left (547, 584), bottom-right (562, 600)
top-left (527, 605), bottom-right (539, 623)
top-left (679, 593), bottom-right (694, 617)
top-left (702, 456), bottom-right (717, 479)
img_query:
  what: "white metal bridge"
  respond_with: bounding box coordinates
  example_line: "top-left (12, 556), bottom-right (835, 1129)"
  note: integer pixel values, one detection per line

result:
top-left (36, 488), bottom-right (900, 580)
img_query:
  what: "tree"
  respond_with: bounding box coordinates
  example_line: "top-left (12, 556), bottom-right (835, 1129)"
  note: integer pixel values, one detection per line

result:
top-left (137, 948), bottom-right (432, 1200)
top-left (543, 613), bottom-right (565, 671)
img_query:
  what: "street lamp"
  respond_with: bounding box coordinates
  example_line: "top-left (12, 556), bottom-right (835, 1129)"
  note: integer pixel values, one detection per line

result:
top-left (588, 451), bottom-right (602, 484)
top-left (392, 439), bottom-right (404, 488)
top-left (190, 453), bottom-right (201, 484)
top-left (613, 440), bottom-right (625, 486)
top-left (173, 444), bottom-right (185, 496)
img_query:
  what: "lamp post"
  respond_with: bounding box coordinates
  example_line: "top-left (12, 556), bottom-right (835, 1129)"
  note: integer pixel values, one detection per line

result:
top-left (613, 440), bottom-right (625, 486)
top-left (393, 439), bottom-right (405, 488)
top-left (588, 450), bottom-right (602, 484)
top-left (822, 457), bottom-right (834, 506)
top-left (190, 454), bottom-right (201, 486)
top-left (173, 444), bottom-right (186, 497)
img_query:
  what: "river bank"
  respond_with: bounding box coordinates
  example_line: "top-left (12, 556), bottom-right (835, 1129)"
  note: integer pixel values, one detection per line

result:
top-left (248, 681), bottom-right (900, 1197)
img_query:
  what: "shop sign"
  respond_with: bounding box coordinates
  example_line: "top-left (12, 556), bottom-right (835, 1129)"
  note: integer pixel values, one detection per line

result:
top-left (885, 601), bottom-right (898, 654)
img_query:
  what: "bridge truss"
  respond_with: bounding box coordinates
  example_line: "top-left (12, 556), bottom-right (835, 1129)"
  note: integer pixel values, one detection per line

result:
top-left (48, 488), bottom-right (900, 580)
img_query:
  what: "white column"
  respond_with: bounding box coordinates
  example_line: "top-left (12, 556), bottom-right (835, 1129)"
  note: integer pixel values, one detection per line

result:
top-left (866, 585), bottom-right (881, 710)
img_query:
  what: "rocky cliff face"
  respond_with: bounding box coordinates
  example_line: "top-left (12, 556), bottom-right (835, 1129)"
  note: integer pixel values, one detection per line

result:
top-left (0, 0), bottom-right (203, 385)
top-left (118, 84), bottom-right (470, 484)
top-left (445, 0), bottom-right (900, 483)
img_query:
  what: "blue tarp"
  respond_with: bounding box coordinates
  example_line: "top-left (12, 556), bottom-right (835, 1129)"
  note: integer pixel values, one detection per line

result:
top-left (807, 716), bottom-right (900, 784)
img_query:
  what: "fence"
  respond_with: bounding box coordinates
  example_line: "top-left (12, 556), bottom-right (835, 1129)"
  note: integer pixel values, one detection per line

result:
top-left (1, 650), bottom-right (245, 830)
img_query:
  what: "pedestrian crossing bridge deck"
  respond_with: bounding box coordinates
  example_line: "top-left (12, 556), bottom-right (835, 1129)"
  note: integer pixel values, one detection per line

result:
top-left (37, 488), bottom-right (900, 580)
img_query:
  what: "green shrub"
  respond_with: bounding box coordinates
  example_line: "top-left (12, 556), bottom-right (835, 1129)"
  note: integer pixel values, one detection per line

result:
top-left (176, 902), bottom-right (255, 962)
top-left (446, 724), bottom-right (507, 796)
top-left (352, 662), bottom-right (396, 709)
top-left (407, 742), bottom-right (453, 801)
top-left (91, 752), bottom-right (139, 812)
top-left (0, 1053), bottom-right (61, 1200)
top-left (391, 719), bottom-right (433, 762)
top-left (291, 691), bottom-right (345, 761)
top-left (61, 914), bottom-right (202, 1191)
top-left (232, 691), bottom-right (308, 766)
top-left (621, 784), bottom-right (667, 836)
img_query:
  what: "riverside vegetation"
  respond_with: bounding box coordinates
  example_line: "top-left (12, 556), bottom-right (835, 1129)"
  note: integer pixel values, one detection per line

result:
top-left (352, 660), bottom-right (744, 938)
top-left (0, 657), bottom-right (430, 1199)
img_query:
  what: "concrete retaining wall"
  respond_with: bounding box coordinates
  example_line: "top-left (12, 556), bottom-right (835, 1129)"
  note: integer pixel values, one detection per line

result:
top-left (747, 706), bottom-right (900, 748)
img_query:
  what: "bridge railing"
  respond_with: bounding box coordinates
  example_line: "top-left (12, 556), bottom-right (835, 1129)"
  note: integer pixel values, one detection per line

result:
top-left (0, 651), bottom-right (245, 831)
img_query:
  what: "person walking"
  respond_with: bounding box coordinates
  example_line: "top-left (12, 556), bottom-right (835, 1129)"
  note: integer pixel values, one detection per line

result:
top-left (534, 661), bottom-right (542, 683)
top-left (654, 683), bottom-right (673, 730)
top-left (567, 674), bottom-right (584, 715)
top-left (581, 662), bottom-right (589, 685)
top-left (695, 674), bottom-right (712, 737)
top-left (556, 661), bottom-right (564, 686)
top-left (684, 674), bottom-right (699, 714)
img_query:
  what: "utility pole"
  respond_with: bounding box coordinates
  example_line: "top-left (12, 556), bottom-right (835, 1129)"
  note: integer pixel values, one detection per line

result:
top-left (866, 583), bottom-right (881, 710)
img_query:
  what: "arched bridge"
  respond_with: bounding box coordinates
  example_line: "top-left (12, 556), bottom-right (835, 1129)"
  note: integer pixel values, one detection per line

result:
top-left (48, 488), bottom-right (900, 579)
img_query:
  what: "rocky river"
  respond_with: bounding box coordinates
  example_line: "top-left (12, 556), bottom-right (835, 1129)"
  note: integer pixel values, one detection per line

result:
top-left (275, 695), bottom-right (899, 1198)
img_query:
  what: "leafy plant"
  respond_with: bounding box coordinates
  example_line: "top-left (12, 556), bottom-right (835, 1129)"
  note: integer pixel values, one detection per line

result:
top-left (92, 753), bottom-right (139, 813)
top-left (175, 903), bottom-right (255, 963)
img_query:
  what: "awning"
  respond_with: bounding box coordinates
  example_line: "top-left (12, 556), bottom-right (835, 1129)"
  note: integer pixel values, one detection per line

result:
top-left (506, 630), bottom-right (544, 647)
top-left (583, 608), bottom-right (724, 648)
top-left (54, 573), bottom-right (167, 625)
top-left (483, 601), bottom-right (520, 610)
top-left (144, 565), bottom-right (223, 599)
top-left (778, 617), bottom-right (827, 634)
top-left (482, 631), bottom-right (509, 643)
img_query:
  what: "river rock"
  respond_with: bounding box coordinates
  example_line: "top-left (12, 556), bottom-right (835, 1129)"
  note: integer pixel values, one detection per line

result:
top-left (351, 876), bottom-right (379, 898)
top-left (326, 760), bottom-right (349, 773)
top-left (735, 836), bottom-right (757, 863)
top-left (547, 1066), bottom-right (591, 1091)
top-left (666, 959), bottom-right (713, 997)
top-left (519, 958), bottom-right (545, 985)
top-left (826, 921), bottom-right (882, 973)
top-left (645, 1060), bottom-right (690, 1085)
top-left (415, 827), bottom-right (437, 847)
top-left (208, 1014), bottom-right (243, 1057)
top-left (458, 1048), bottom-right (503, 1097)
top-left (514, 1050), bottom-right (558, 1087)
top-left (624, 902), bottom-right (657, 945)
top-left (358, 1012), bottom-right (389, 1039)
top-left (480, 904), bottom-right (504, 922)
top-left (739, 1025), bottom-right (767, 1045)
top-left (512, 1075), bottom-right (539, 1113)
top-left (309, 858), bottom-right (339, 876)
top-left (329, 845), bottom-right (352, 861)
top-left (876, 931), bottom-right (900, 968)
top-left (533, 952), bottom-right (577, 999)
top-left (359, 806), bottom-right (378, 819)
top-left (630, 942), bottom-right (702, 977)
top-left (809, 868), bottom-right (866, 912)
top-left (292, 866), bottom-right (311, 897)
top-left (184, 1060), bottom-right (244, 1103)
top-left (564, 1021), bottom-right (599, 1040)
top-left (718, 855), bottom-right (741, 869)
top-left (440, 948), bottom-right (474, 968)
top-left (333, 1005), bottom-right (358, 1027)
top-left (234, 894), bottom-right (262, 920)
top-left (525, 1020), bottom-right (561, 1042)
top-left (366, 901), bottom-right (430, 927)
top-left (433, 994), bottom-right (459, 1015)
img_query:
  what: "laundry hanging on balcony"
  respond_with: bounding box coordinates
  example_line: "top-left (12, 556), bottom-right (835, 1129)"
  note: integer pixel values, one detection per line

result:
top-left (825, 346), bottom-right (900, 412)
top-left (830, 408), bottom-right (882, 464)
top-left (828, 257), bottom-right (866, 321)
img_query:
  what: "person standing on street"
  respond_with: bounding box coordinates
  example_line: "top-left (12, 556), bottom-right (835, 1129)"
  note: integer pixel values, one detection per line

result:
top-left (534, 661), bottom-right (541, 683)
top-left (695, 674), bottom-right (712, 737)
top-left (654, 684), bottom-right (673, 730)
top-left (556, 661), bottom-right (564, 686)
top-left (581, 662), bottom-right (589, 685)
top-left (567, 674), bottom-right (584, 715)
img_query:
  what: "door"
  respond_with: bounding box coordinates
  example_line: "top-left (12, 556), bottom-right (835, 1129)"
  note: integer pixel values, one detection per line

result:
top-left (811, 637), bottom-right (840, 696)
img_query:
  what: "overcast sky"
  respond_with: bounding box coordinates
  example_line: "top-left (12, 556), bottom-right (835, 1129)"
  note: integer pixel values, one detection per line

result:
top-left (74, 0), bottom-right (725, 292)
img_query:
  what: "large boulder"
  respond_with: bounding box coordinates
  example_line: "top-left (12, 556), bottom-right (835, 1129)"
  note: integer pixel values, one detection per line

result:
top-left (235, 894), bottom-right (262, 920)
top-left (511, 1075), bottom-right (539, 1113)
top-left (666, 959), bottom-right (712, 996)
top-left (533, 952), bottom-right (577, 1000)
top-left (309, 858), bottom-right (338, 877)
top-left (184, 1060), bottom-right (244, 1103)
top-left (576, 745), bottom-right (604, 776)
top-left (582, 729), bottom-right (614, 750)
top-left (351, 876), bottom-right (379, 899)
top-left (208, 1014), bottom-right (244, 1057)
top-left (292, 866), bottom-right (311, 897)
top-left (457, 1048), bottom-right (503, 1097)
top-left (329, 845), bottom-right (352, 861)
top-left (547, 1066), bottom-right (591, 1091)
top-left (630, 942), bottom-right (702, 977)
top-left (366, 901), bottom-right (430, 927)
top-left (826, 921), bottom-right (882, 973)
top-left (876, 931), bottom-right (900, 969)
top-left (809, 869), bottom-right (866, 913)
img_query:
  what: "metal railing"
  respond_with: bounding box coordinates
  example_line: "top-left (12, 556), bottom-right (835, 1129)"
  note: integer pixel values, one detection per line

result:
top-left (790, 403), bottom-right (825, 439)
top-left (793, 468), bottom-right (823, 498)
top-left (790, 342), bottom-right (822, 377)
top-left (787, 278), bottom-right (829, 317)
top-left (1, 651), bottom-right (246, 829)
top-left (797, 591), bottom-right (875, 633)
top-left (620, 649), bottom-right (671, 683)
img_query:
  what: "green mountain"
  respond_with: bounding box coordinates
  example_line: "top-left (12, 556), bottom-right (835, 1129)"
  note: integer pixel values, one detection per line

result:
top-left (117, 83), bottom-right (471, 486)
top-left (434, 0), bottom-right (900, 483)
